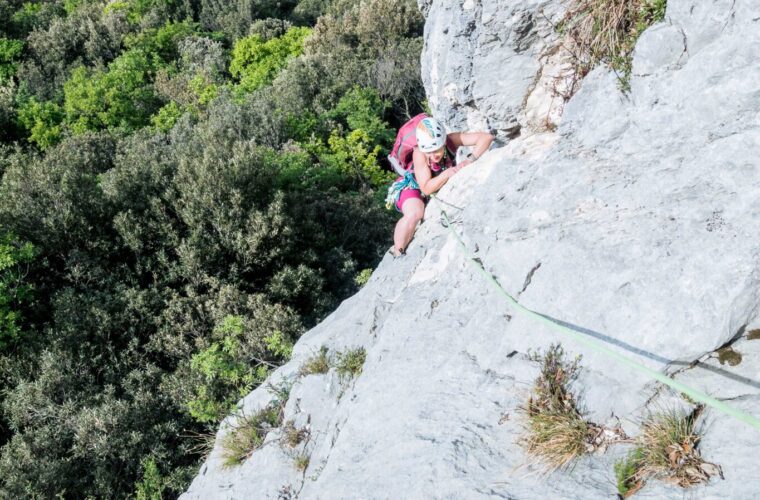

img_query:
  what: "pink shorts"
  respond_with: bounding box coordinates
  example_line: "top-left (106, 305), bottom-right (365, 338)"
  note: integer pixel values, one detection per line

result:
top-left (395, 187), bottom-right (424, 212)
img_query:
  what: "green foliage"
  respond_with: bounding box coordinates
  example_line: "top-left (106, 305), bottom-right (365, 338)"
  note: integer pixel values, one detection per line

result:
top-left (615, 447), bottom-right (645, 497)
top-left (558, 0), bottom-right (669, 92)
top-left (264, 329), bottom-right (293, 359)
top-left (16, 97), bottom-right (64, 149)
top-left (0, 0), bottom-right (421, 496)
top-left (124, 20), bottom-right (201, 63)
top-left (10, 2), bottom-right (61, 35)
top-left (150, 100), bottom-right (183, 132)
top-left (354, 268), bottom-right (372, 287)
top-left (334, 347), bottom-right (366, 380)
top-left (221, 399), bottom-right (285, 467)
top-left (298, 346), bottom-right (329, 376)
top-left (187, 315), bottom-right (266, 423)
top-left (0, 232), bottom-right (34, 349)
top-left (63, 49), bottom-right (162, 133)
top-left (198, 0), bottom-right (299, 40)
top-left (0, 38), bottom-right (23, 81)
top-left (315, 128), bottom-right (393, 190)
top-left (134, 457), bottom-right (167, 500)
top-left (230, 26), bottom-right (311, 93)
top-left (64, 0), bottom-right (87, 15)
top-left (327, 87), bottom-right (395, 146)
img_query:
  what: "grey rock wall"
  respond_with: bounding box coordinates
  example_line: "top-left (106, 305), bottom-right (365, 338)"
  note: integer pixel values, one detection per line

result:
top-left (183, 0), bottom-right (760, 498)
top-left (420, 0), bottom-right (567, 140)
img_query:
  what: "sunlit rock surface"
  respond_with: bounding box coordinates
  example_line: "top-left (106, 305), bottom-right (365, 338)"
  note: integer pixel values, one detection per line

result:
top-left (183, 1), bottom-right (760, 497)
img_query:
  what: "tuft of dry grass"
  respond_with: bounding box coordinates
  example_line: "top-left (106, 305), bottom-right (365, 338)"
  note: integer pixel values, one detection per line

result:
top-left (519, 344), bottom-right (600, 471)
top-left (293, 453), bottom-right (310, 472)
top-left (615, 406), bottom-right (722, 496)
top-left (298, 346), bottom-right (331, 376)
top-left (281, 420), bottom-right (309, 448)
top-left (555, 0), bottom-right (667, 92)
top-left (221, 401), bottom-right (284, 467)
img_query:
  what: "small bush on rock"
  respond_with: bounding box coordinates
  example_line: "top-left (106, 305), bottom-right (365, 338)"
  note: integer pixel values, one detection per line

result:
top-left (334, 347), bottom-right (366, 381)
top-left (615, 406), bottom-right (722, 496)
top-left (519, 344), bottom-right (600, 471)
top-left (221, 399), bottom-right (285, 467)
top-left (557, 0), bottom-right (667, 92)
top-left (299, 346), bottom-right (330, 376)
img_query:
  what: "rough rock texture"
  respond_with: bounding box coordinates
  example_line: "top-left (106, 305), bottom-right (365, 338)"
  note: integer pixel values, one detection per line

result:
top-left (183, 0), bottom-right (760, 498)
top-left (420, 0), bottom-right (569, 140)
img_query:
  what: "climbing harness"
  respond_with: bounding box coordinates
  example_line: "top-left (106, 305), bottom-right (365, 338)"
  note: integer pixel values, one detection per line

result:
top-left (385, 171), bottom-right (420, 210)
top-left (430, 194), bottom-right (760, 432)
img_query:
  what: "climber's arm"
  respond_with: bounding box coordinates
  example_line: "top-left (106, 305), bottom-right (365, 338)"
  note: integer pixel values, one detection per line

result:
top-left (448, 131), bottom-right (493, 167)
top-left (413, 149), bottom-right (461, 196)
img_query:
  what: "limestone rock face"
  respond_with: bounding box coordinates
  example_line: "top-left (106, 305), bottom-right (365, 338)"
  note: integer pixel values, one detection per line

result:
top-left (420, 0), bottom-right (567, 139)
top-left (183, 1), bottom-right (760, 498)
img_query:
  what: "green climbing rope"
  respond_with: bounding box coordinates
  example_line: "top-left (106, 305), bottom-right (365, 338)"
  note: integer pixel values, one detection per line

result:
top-left (431, 194), bottom-right (760, 432)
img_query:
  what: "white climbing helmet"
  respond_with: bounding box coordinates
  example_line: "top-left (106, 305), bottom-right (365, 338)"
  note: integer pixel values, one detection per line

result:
top-left (415, 117), bottom-right (446, 153)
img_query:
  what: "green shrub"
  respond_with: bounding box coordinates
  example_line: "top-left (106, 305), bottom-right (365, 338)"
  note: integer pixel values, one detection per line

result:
top-left (16, 97), bottom-right (64, 149)
top-left (0, 38), bottom-right (23, 82)
top-left (63, 49), bottom-right (162, 133)
top-left (230, 26), bottom-right (312, 93)
top-left (0, 232), bottom-right (35, 349)
top-left (187, 315), bottom-right (268, 423)
top-left (354, 268), bottom-right (372, 287)
top-left (221, 401), bottom-right (284, 467)
top-left (134, 457), bottom-right (167, 500)
top-left (334, 347), bottom-right (366, 380)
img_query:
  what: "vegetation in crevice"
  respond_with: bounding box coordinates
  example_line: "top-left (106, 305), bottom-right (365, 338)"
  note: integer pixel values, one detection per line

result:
top-left (299, 346), bottom-right (331, 377)
top-left (334, 347), bottom-right (367, 381)
top-left (554, 0), bottom-right (668, 94)
top-left (220, 383), bottom-right (290, 468)
top-left (614, 405), bottom-right (722, 497)
top-left (519, 344), bottom-right (603, 471)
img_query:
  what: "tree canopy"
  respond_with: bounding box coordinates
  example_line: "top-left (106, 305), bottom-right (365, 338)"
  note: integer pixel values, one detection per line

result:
top-left (0, 0), bottom-right (424, 497)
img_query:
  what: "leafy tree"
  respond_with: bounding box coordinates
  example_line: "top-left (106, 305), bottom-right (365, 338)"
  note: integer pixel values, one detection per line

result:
top-left (0, 0), bottom-right (421, 496)
top-left (0, 37), bottom-right (22, 81)
top-left (199, 0), bottom-right (298, 40)
top-left (16, 96), bottom-right (64, 149)
top-left (230, 26), bottom-right (311, 94)
top-left (63, 49), bottom-right (162, 133)
top-left (16, 3), bottom-right (131, 99)
top-left (124, 19), bottom-right (203, 63)
top-left (0, 233), bottom-right (34, 349)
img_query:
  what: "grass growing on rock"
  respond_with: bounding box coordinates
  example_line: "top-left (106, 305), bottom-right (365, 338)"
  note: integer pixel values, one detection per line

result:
top-left (281, 420), bottom-right (309, 448)
top-left (221, 385), bottom-right (290, 467)
top-left (299, 346), bottom-right (331, 376)
top-left (615, 406), bottom-right (722, 496)
top-left (519, 344), bottom-right (600, 471)
top-left (294, 453), bottom-right (310, 472)
top-left (335, 347), bottom-right (367, 380)
top-left (557, 0), bottom-right (667, 91)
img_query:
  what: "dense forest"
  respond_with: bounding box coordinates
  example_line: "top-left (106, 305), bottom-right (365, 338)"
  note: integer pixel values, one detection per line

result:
top-left (0, 0), bottom-right (424, 496)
